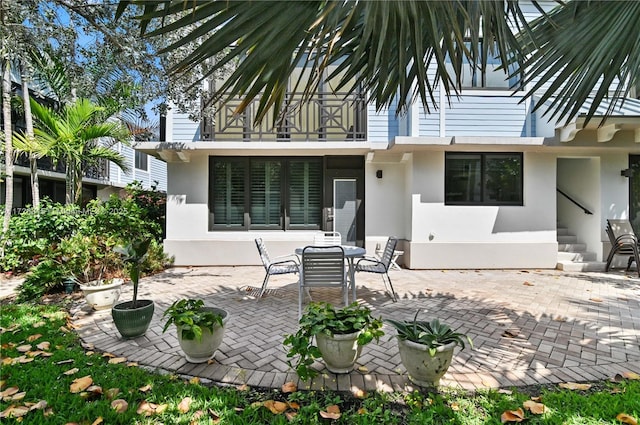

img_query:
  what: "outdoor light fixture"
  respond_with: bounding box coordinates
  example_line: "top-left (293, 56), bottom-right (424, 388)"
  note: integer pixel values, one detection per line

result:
top-left (376, 170), bottom-right (383, 179)
top-left (621, 168), bottom-right (635, 178)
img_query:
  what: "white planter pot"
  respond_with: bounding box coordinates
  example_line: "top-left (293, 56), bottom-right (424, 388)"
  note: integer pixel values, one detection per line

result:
top-left (396, 338), bottom-right (456, 387)
top-left (316, 331), bottom-right (362, 374)
top-left (79, 279), bottom-right (123, 310)
top-left (177, 307), bottom-right (229, 363)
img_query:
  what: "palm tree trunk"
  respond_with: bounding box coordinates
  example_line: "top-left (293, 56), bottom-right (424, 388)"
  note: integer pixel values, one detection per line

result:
top-left (2, 59), bottom-right (14, 233)
top-left (65, 162), bottom-right (74, 205)
top-left (20, 63), bottom-right (39, 209)
top-left (74, 163), bottom-right (83, 206)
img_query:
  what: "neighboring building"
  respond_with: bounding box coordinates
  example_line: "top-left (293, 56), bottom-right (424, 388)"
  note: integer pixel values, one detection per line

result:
top-left (137, 1), bottom-right (640, 270)
top-left (0, 71), bottom-right (167, 208)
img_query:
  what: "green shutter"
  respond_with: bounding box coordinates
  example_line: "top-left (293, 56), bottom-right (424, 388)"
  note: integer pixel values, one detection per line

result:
top-left (289, 160), bottom-right (322, 228)
top-left (250, 160), bottom-right (282, 228)
top-left (213, 160), bottom-right (245, 227)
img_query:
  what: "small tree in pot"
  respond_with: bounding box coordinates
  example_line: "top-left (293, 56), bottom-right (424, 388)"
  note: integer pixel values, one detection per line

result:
top-left (111, 238), bottom-right (154, 338)
top-left (283, 302), bottom-right (384, 380)
top-left (386, 311), bottom-right (472, 387)
top-left (162, 299), bottom-right (229, 363)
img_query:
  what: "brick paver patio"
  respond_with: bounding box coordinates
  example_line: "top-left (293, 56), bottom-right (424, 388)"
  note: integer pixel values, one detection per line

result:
top-left (69, 266), bottom-right (640, 393)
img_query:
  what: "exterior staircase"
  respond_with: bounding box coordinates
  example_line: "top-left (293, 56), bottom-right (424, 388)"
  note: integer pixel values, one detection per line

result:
top-left (556, 226), bottom-right (606, 272)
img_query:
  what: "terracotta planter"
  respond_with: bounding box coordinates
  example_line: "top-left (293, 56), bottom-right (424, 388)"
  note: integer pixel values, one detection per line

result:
top-left (79, 279), bottom-right (123, 310)
top-left (111, 300), bottom-right (154, 338)
top-left (176, 307), bottom-right (229, 363)
top-left (316, 331), bottom-right (362, 374)
top-left (396, 338), bottom-right (456, 387)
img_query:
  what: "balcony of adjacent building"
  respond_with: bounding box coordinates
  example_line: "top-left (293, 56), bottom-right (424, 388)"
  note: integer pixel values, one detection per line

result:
top-left (199, 90), bottom-right (368, 142)
top-left (14, 154), bottom-right (110, 182)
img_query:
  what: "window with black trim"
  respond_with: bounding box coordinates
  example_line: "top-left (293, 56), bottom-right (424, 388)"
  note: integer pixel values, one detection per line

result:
top-left (445, 152), bottom-right (523, 205)
top-left (210, 157), bottom-right (322, 230)
top-left (135, 151), bottom-right (148, 171)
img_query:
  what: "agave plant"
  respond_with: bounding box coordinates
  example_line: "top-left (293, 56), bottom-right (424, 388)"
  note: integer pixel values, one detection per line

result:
top-left (386, 311), bottom-right (472, 356)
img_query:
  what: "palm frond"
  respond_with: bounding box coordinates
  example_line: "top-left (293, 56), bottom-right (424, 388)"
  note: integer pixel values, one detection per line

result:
top-left (86, 146), bottom-right (130, 174)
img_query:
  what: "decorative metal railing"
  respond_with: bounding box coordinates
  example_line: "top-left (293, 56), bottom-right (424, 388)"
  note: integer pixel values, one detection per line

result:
top-left (15, 155), bottom-right (110, 181)
top-left (201, 91), bottom-right (367, 142)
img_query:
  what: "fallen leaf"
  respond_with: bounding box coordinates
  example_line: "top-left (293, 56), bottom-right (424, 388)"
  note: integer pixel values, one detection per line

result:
top-left (111, 399), bottom-right (128, 413)
top-left (63, 368), bottom-right (79, 376)
top-left (127, 362), bottom-right (138, 367)
top-left (27, 350), bottom-right (44, 357)
top-left (288, 401), bottom-right (300, 410)
top-left (208, 409), bottom-right (221, 423)
top-left (285, 411), bottom-right (298, 421)
top-left (450, 402), bottom-right (460, 411)
top-left (27, 334), bottom-right (42, 342)
top-left (16, 344), bottom-right (32, 353)
top-left (0, 405), bottom-right (30, 418)
top-left (358, 365), bottom-right (368, 373)
top-left (18, 356), bottom-right (34, 364)
top-left (11, 391), bottom-right (26, 401)
top-left (189, 377), bottom-right (200, 385)
top-left (589, 297), bottom-right (603, 303)
top-left (237, 384), bottom-right (248, 391)
top-left (501, 330), bottom-right (519, 338)
top-left (90, 417), bottom-right (103, 425)
top-left (29, 400), bottom-right (47, 411)
top-left (352, 388), bottom-right (367, 398)
top-left (207, 359), bottom-right (216, 365)
top-left (523, 281), bottom-right (535, 286)
top-left (137, 401), bottom-right (157, 416)
top-left (501, 408), bottom-right (525, 423)
top-left (622, 372), bottom-right (640, 380)
top-left (102, 353), bottom-right (116, 358)
top-left (617, 413), bottom-right (638, 425)
top-left (320, 404), bottom-right (342, 420)
top-left (250, 401), bottom-right (264, 409)
top-left (105, 388), bottom-right (120, 400)
top-left (0, 387), bottom-right (19, 399)
top-left (178, 397), bottom-right (192, 413)
top-left (523, 400), bottom-right (545, 414)
top-left (531, 396), bottom-right (542, 402)
top-left (108, 357), bottom-right (127, 365)
top-left (155, 404), bottom-right (168, 414)
top-left (70, 375), bottom-right (93, 393)
top-left (498, 389), bottom-right (513, 395)
top-left (86, 351), bottom-right (95, 356)
top-left (357, 408), bottom-right (367, 414)
top-left (139, 384), bottom-right (152, 393)
top-left (263, 400), bottom-right (288, 414)
top-left (59, 326), bottom-right (70, 333)
top-left (56, 359), bottom-right (74, 365)
top-left (282, 382), bottom-right (297, 393)
top-left (32, 321), bottom-right (46, 328)
top-left (554, 316), bottom-right (568, 322)
top-left (559, 382), bottom-right (592, 390)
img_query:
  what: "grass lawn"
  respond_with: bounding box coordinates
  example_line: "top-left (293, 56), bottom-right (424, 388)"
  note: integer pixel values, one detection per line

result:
top-left (1, 302), bottom-right (639, 424)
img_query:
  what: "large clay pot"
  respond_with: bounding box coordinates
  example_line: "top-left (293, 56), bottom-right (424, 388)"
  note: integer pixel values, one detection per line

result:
top-left (316, 331), bottom-right (362, 374)
top-left (396, 338), bottom-right (456, 387)
top-left (176, 307), bottom-right (230, 363)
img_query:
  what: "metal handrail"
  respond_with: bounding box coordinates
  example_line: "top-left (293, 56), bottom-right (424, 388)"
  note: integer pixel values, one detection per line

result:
top-left (557, 188), bottom-right (593, 215)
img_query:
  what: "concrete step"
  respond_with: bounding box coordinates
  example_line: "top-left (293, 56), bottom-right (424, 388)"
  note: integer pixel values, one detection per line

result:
top-left (557, 251), bottom-right (597, 262)
top-left (556, 227), bottom-right (570, 236)
top-left (558, 243), bottom-right (587, 252)
top-left (557, 235), bottom-right (578, 244)
top-left (556, 261), bottom-right (607, 272)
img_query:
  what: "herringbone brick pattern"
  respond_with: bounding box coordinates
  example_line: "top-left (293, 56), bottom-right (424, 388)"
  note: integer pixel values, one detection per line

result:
top-left (70, 266), bottom-right (640, 392)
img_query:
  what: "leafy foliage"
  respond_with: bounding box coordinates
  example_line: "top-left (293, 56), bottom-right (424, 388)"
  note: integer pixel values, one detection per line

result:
top-left (386, 310), bottom-right (472, 356)
top-left (283, 302), bottom-right (384, 381)
top-left (161, 299), bottom-right (224, 341)
top-left (123, 181), bottom-right (166, 240)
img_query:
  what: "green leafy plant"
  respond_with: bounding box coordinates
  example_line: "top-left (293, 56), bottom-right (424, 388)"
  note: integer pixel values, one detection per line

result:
top-left (386, 311), bottom-right (472, 356)
top-left (114, 238), bottom-right (151, 309)
top-left (283, 302), bottom-right (384, 380)
top-left (161, 299), bottom-right (223, 341)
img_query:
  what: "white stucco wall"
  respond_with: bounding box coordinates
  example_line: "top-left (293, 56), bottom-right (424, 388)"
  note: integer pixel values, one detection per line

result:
top-left (405, 152), bottom-right (558, 268)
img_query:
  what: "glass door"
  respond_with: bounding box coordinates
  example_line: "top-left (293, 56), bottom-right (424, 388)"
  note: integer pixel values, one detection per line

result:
top-left (333, 179), bottom-right (357, 245)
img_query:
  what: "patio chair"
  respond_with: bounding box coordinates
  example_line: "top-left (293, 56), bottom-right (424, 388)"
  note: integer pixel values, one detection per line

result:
top-left (313, 231), bottom-right (342, 246)
top-left (605, 219), bottom-right (640, 276)
top-left (255, 238), bottom-right (300, 299)
top-left (299, 246), bottom-right (348, 318)
top-left (355, 237), bottom-right (398, 301)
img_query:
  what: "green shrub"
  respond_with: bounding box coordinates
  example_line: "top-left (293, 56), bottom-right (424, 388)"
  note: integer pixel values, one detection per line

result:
top-left (125, 180), bottom-right (166, 240)
top-left (17, 258), bottom-right (67, 301)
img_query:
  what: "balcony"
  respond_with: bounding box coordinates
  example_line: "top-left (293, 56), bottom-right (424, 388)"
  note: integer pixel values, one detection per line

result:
top-left (15, 155), bottom-right (110, 181)
top-left (201, 91), bottom-right (367, 142)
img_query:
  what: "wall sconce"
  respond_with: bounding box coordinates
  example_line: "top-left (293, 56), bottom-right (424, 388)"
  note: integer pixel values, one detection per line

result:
top-left (376, 170), bottom-right (383, 179)
top-left (621, 168), bottom-right (634, 178)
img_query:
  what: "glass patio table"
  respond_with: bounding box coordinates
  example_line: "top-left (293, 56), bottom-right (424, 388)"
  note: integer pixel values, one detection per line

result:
top-left (295, 245), bottom-right (366, 303)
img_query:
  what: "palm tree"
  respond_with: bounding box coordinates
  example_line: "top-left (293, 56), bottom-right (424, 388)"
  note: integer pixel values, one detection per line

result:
top-left (118, 0), bottom-right (640, 124)
top-left (117, 0), bottom-right (528, 123)
top-left (1, 59), bottom-right (13, 232)
top-left (29, 98), bottom-right (131, 206)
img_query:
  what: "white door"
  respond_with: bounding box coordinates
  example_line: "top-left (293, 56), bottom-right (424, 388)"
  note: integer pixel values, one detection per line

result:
top-left (333, 179), bottom-right (357, 245)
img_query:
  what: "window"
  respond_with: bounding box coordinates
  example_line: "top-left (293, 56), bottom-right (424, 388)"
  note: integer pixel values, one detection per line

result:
top-left (445, 41), bottom-right (521, 90)
top-left (135, 151), bottom-right (148, 171)
top-left (445, 153), bottom-right (523, 205)
top-left (210, 157), bottom-right (322, 230)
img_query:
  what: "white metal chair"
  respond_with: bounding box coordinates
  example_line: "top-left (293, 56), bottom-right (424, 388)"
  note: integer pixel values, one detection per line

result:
top-left (313, 231), bottom-right (342, 246)
top-left (255, 238), bottom-right (300, 299)
top-left (299, 246), bottom-right (348, 318)
top-left (355, 237), bottom-right (398, 301)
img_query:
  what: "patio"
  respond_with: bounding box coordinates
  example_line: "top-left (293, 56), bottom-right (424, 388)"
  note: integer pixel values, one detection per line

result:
top-left (71, 266), bottom-right (640, 393)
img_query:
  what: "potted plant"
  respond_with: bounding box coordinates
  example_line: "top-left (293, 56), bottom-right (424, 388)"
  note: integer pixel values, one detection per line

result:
top-left (111, 238), bottom-right (154, 338)
top-left (386, 311), bottom-right (472, 387)
top-left (283, 302), bottom-right (384, 380)
top-left (162, 299), bottom-right (229, 363)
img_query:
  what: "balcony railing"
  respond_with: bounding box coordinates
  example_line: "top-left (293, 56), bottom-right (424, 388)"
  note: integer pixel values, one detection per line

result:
top-left (15, 155), bottom-right (110, 181)
top-left (202, 91), bottom-right (367, 142)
